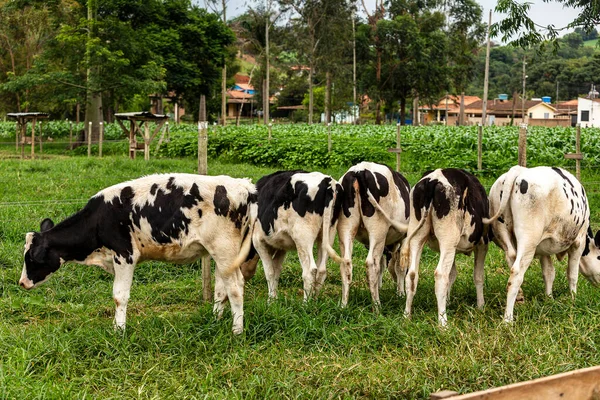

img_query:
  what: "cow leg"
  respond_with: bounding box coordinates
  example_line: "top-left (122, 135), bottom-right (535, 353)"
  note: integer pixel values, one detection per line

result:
top-left (434, 244), bottom-right (458, 327)
top-left (297, 243), bottom-right (318, 301)
top-left (473, 243), bottom-right (487, 308)
top-left (404, 230), bottom-right (429, 319)
top-left (254, 239), bottom-right (281, 300)
top-left (112, 262), bottom-right (135, 330)
top-left (566, 249), bottom-right (582, 298)
top-left (366, 234), bottom-right (386, 307)
top-left (389, 243), bottom-right (406, 297)
top-left (504, 247), bottom-right (536, 323)
top-left (213, 267), bottom-right (227, 319)
top-left (338, 231), bottom-right (354, 308)
top-left (540, 255), bottom-right (555, 297)
top-left (446, 261), bottom-right (458, 301)
top-left (314, 243), bottom-right (327, 297)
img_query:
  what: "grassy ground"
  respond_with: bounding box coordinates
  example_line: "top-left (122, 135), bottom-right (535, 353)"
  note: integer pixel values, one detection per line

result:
top-left (1, 154), bottom-right (600, 399)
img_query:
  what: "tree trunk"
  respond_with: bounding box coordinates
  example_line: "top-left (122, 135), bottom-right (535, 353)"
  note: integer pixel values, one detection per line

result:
top-left (399, 97), bottom-right (406, 126)
top-left (84, 90), bottom-right (103, 143)
top-left (459, 92), bottom-right (465, 126)
top-left (308, 64), bottom-right (314, 124)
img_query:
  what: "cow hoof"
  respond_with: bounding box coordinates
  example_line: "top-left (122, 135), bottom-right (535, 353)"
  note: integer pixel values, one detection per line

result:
top-left (232, 326), bottom-right (243, 335)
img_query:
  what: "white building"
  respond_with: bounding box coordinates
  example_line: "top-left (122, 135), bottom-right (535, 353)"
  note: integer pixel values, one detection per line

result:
top-left (577, 97), bottom-right (600, 127)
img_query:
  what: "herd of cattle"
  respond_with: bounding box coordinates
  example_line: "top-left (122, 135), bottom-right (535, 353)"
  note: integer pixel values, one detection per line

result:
top-left (18, 162), bottom-right (600, 334)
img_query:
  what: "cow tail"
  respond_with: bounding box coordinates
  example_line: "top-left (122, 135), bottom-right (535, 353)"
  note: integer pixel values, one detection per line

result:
top-left (322, 182), bottom-right (343, 264)
top-left (366, 190), bottom-right (408, 233)
top-left (227, 194), bottom-right (258, 276)
top-left (483, 166), bottom-right (522, 224)
top-left (400, 207), bottom-right (428, 269)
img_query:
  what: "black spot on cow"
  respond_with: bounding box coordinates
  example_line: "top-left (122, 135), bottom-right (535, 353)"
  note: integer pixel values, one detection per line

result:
top-left (332, 183), bottom-right (344, 225)
top-left (255, 170), bottom-right (308, 234)
top-left (552, 167), bottom-right (575, 188)
top-left (519, 180), bottom-right (528, 194)
top-left (113, 256), bottom-right (121, 265)
top-left (198, 209), bottom-right (202, 218)
top-left (387, 166), bottom-right (411, 219)
top-left (570, 199), bottom-right (574, 215)
top-left (213, 186), bottom-right (230, 216)
top-left (150, 183), bottom-right (158, 196)
top-left (340, 167), bottom-right (407, 220)
top-left (412, 177), bottom-right (441, 221)
top-left (498, 216), bottom-right (505, 224)
top-left (433, 169), bottom-right (490, 243)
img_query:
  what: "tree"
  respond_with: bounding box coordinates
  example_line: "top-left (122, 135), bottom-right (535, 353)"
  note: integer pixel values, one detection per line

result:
top-left (493, 0), bottom-right (600, 48)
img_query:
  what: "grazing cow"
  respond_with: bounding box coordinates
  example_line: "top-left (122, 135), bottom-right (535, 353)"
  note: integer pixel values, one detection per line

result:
top-left (249, 170), bottom-right (343, 300)
top-left (401, 168), bottom-right (490, 326)
top-left (19, 174), bottom-right (257, 334)
top-left (486, 166), bottom-right (600, 323)
top-left (337, 162), bottom-right (411, 307)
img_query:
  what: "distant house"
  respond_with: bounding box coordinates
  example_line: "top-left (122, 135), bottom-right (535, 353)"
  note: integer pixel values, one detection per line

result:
top-left (461, 98), bottom-right (569, 127)
top-left (419, 95), bottom-right (482, 124)
top-left (226, 74), bottom-right (257, 120)
top-left (577, 97), bottom-right (600, 127)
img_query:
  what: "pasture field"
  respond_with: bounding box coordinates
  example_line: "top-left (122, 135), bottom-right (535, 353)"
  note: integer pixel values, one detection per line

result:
top-left (1, 147), bottom-right (600, 398)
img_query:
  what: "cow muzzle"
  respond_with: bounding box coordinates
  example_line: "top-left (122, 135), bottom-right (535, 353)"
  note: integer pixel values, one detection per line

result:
top-left (18, 277), bottom-right (34, 290)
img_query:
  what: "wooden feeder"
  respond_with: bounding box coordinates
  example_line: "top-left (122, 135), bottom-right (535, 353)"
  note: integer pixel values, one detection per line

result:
top-left (115, 112), bottom-right (169, 161)
top-left (7, 112), bottom-right (49, 159)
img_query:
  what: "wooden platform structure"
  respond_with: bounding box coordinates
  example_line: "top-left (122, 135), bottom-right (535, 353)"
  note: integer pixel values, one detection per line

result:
top-left (7, 112), bottom-right (49, 159)
top-left (431, 365), bottom-right (600, 400)
top-left (115, 112), bottom-right (168, 160)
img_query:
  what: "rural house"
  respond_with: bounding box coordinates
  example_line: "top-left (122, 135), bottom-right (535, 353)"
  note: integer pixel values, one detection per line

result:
top-left (577, 97), bottom-right (600, 127)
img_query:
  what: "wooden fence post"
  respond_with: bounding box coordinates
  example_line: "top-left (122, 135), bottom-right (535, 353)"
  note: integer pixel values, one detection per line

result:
top-left (68, 119), bottom-right (73, 151)
top-left (39, 121), bottom-right (43, 155)
top-left (15, 121), bottom-right (19, 152)
top-left (31, 119), bottom-right (36, 160)
top-left (197, 118), bottom-right (212, 303)
top-left (477, 124), bottom-right (483, 171)
top-left (88, 121), bottom-right (92, 158)
top-left (387, 123), bottom-right (402, 171)
top-left (99, 122), bottom-right (103, 158)
top-left (518, 123), bottom-right (527, 167)
top-left (327, 123), bottom-right (332, 153)
top-left (565, 124), bottom-right (583, 181)
top-left (268, 123), bottom-right (272, 142)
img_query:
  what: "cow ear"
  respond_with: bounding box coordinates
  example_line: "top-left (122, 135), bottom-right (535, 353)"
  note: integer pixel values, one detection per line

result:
top-left (595, 230), bottom-right (600, 247)
top-left (40, 218), bottom-right (54, 232)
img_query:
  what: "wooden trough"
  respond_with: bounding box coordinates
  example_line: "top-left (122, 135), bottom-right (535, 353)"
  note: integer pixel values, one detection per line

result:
top-left (7, 112), bottom-right (49, 159)
top-left (115, 111), bottom-right (168, 161)
top-left (431, 366), bottom-right (600, 400)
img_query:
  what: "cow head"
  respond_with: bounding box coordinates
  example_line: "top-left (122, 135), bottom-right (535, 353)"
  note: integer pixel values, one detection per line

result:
top-left (19, 218), bottom-right (62, 290)
top-left (580, 229), bottom-right (600, 286)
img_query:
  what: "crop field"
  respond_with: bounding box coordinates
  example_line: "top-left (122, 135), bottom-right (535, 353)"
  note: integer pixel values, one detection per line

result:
top-left (1, 125), bottom-right (600, 398)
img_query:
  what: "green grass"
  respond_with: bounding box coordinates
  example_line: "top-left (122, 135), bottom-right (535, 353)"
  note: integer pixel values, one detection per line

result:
top-left (583, 39), bottom-right (599, 47)
top-left (2, 154), bottom-right (600, 398)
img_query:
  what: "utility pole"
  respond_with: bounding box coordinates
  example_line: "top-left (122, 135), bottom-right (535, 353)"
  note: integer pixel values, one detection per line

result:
top-left (220, 0), bottom-right (227, 126)
top-left (264, 0), bottom-right (271, 125)
top-left (352, 9), bottom-right (357, 124)
top-left (522, 55), bottom-right (527, 124)
top-left (481, 10), bottom-right (492, 127)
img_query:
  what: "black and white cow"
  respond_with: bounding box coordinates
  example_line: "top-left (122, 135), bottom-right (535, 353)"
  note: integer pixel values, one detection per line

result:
top-left (486, 166), bottom-right (600, 323)
top-left (19, 173), bottom-right (257, 334)
top-left (337, 162), bottom-right (411, 307)
top-left (401, 168), bottom-right (490, 326)
top-left (247, 170), bottom-right (343, 300)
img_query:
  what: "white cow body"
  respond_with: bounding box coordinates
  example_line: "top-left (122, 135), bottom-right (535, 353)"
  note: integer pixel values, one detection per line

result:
top-left (337, 162), bottom-right (411, 306)
top-left (250, 171), bottom-right (342, 300)
top-left (402, 168), bottom-right (490, 326)
top-left (20, 174), bottom-right (257, 334)
top-left (487, 166), bottom-right (600, 322)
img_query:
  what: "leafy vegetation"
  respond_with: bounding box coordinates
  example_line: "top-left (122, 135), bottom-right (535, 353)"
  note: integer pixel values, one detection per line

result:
top-left (154, 124), bottom-right (598, 176)
top-left (2, 155), bottom-right (600, 398)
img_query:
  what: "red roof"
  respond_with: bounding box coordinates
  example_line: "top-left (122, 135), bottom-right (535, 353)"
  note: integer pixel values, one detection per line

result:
top-left (234, 73), bottom-right (250, 85)
top-left (420, 95), bottom-right (481, 111)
